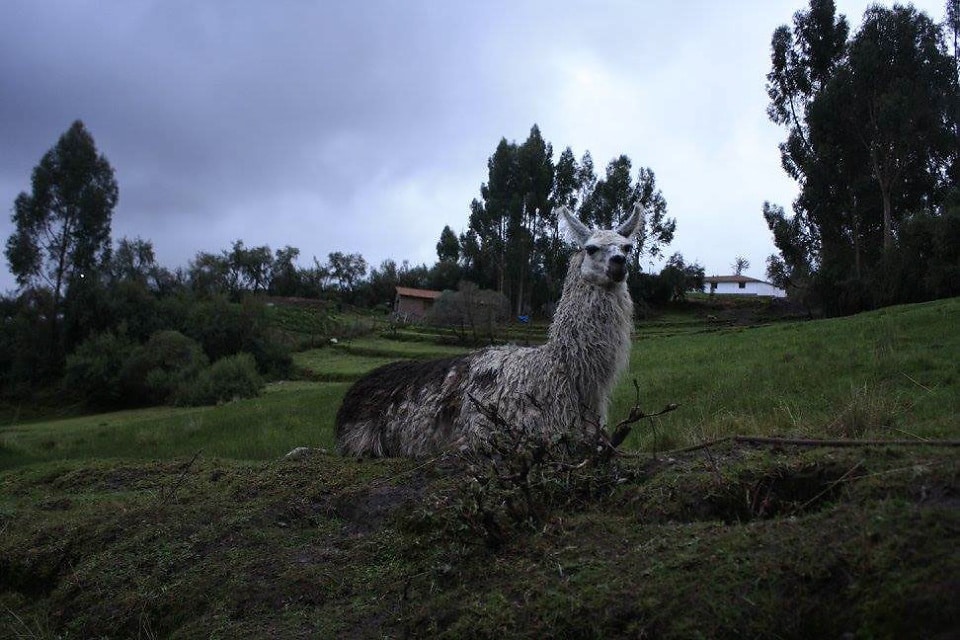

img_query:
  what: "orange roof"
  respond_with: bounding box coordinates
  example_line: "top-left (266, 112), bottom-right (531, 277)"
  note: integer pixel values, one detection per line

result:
top-left (395, 286), bottom-right (443, 300)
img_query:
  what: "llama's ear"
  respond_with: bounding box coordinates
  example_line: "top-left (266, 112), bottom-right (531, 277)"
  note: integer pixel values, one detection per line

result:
top-left (557, 206), bottom-right (591, 247)
top-left (617, 202), bottom-right (646, 239)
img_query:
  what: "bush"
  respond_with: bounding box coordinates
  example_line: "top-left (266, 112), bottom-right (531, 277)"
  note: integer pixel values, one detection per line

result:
top-left (245, 335), bottom-right (293, 379)
top-left (177, 353), bottom-right (263, 406)
top-left (121, 330), bottom-right (209, 405)
top-left (63, 331), bottom-right (139, 408)
top-left (428, 282), bottom-right (509, 344)
top-left (184, 296), bottom-right (249, 362)
top-left (184, 295), bottom-right (292, 377)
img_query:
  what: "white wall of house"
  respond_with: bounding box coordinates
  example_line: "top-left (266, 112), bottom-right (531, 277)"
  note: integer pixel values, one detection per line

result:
top-left (751, 282), bottom-right (787, 297)
top-left (707, 280), bottom-right (786, 298)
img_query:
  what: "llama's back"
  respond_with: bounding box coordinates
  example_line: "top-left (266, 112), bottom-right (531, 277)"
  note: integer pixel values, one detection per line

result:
top-left (335, 344), bottom-right (590, 458)
top-left (335, 355), bottom-right (473, 457)
top-left (460, 345), bottom-right (587, 441)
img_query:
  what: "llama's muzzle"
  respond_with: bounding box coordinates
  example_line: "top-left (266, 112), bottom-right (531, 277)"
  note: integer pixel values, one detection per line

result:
top-left (607, 255), bottom-right (627, 282)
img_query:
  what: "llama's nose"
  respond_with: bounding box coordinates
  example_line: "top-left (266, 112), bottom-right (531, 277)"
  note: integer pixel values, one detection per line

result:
top-left (607, 255), bottom-right (628, 282)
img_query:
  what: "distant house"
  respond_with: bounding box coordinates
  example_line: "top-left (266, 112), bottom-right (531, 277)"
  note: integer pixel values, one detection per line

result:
top-left (704, 275), bottom-right (786, 298)
top-left (394, 286), bottom-right (443, 319)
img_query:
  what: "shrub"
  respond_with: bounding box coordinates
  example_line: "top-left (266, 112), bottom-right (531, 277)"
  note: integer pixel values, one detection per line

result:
top-left (428, 282), bottom-right (509, 344)
top-left (121, 330), bottom-right (209, 405)
top-left (177, 353), bottom-right (263, 406)
top-left (184, 295), bottom-right (292, 377)
top-left (245, 335), bottom-right (293, 379)
top-left (184, 296), bottom-right (249, 362)
top-left (63, 331), bottom-right (138, 408)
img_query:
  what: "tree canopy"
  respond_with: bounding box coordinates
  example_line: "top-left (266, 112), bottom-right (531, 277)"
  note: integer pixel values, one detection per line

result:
top-left (5, 120), bottom-right (119, 362)
top-left (764, 0), bottom-right (960, 313)
top-left (463, 125), bottom-right (676, 315)
top-left (6, 120), bottom-right (118, 304)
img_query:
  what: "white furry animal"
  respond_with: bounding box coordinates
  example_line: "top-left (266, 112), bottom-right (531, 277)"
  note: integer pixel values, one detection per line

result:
top-left (335, 205), bottom-right (644, 458)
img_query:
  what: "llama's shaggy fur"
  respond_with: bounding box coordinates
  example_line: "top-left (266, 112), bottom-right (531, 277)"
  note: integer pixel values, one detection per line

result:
top-left (335, 206), bottom-right (644, 458)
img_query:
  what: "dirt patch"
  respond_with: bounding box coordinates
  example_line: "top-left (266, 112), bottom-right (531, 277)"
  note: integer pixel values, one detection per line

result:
top-left (333, 481), bottom-right (426, 535)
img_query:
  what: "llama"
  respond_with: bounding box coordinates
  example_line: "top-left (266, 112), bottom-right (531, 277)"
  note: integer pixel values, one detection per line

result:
top-left (335, 205), bottom-right (644, 458)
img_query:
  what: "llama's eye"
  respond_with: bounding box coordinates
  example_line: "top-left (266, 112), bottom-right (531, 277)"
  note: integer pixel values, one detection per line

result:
top-left (623, 244), bottom-right (633, 254)
top-left (585, 245), bottom-right (599, 256)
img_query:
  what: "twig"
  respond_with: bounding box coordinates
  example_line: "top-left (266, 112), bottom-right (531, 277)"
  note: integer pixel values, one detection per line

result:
top-left (159, 450), bottom-right (202, 504)
top-left (608, 402), bottom-right (680, 449)
top-left (900, 371), bottom-right (934, 393)
top-left (791, 459), bottom-right (864, 515)
top-left (665, 435), bottom-right (960, 455)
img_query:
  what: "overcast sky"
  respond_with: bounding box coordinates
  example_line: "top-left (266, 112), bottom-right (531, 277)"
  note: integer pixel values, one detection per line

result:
top-left (0, 1), bottom-right (950, 294)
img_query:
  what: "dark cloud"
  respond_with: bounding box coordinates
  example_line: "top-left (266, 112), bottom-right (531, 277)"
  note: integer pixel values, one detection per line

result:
top-left (0, 1), bottom-right (946, 292)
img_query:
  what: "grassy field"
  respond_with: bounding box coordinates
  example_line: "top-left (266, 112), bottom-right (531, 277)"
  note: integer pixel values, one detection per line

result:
top-left (1, 298), bottom-right (959, 637)
top-left (4, 297), bottom-right (957, 470)
top-left (616, 298), bottom-right (960, 449)
top-left (0, 382), bottom-right (349, 470)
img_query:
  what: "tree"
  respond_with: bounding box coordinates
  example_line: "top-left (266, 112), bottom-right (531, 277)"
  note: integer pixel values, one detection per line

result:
top-left (732, 256), bottom-right (750, 275)
top-left (632, 167), bottom-right (675, 261)
top-left (654, 253), bottom-right (705, 302)
top-left (5, 120), bottom-right (118, 359)
top-left (511, 125), bottom-right (555, 315)
top-left (581, 157), bottom-right (675, 267)
top-left (464, 126), bottom-right (676, 316)
top-left (325, 251), bottom-right (368, 292)
top-left (833, 5), bottom-right (958, 250)
top-left (765, 1), bottom-right (960, 313)
top-left (948, 0), bottom-right (959, 69)
top-left (269, 246), bottom-right (302, 297)
top-left (766, 0), bottom-right (849, 162)
top-left (436, 225), bottom-right (460, 263)
top-left (468, 126), bottom-right (555, 315)
top-left (111, 237), bottom-right (159, 286)
top-left (188, 251), bottom-right (231, 298)
top-left (428, 281), bottom-right (509, 344)
top-left (227, 240), bottom-right (273, 295)
top-left (553, 147), bottom-right (580, 209)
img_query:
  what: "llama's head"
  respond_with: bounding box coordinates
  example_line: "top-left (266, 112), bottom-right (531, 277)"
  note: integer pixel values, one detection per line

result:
top-left (558, 204), bottom-right (645, 287)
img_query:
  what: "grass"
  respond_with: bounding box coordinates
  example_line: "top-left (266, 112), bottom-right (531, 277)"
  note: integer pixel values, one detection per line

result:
top-left (3, 298), bottom-right (958, 470)
top-left (1, 444), bottom-right (956, 638)
top-left (615, 297), bottom-right (960, 449)
top-left (1, 297), bottom-right (959, 637)
top-left (327, 336), bottom-right (472, 359)
top-left (0, 382), bottom-right (345, 470)
top-left (292, 336), bottom-right (471, 381)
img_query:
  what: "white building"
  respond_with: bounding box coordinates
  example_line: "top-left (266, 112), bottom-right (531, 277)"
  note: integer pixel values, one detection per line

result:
top-left (703, 275), bottom-right (786, 298)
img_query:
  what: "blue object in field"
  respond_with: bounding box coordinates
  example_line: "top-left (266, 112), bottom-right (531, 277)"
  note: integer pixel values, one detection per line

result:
top-left (518, 315), bottom-right (530, 324)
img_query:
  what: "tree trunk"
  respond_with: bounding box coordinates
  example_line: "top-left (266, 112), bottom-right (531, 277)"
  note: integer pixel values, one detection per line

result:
top-left (850, 193), bottom-right (862, 280)
top-left (881, 180), bottom-right (894, 252)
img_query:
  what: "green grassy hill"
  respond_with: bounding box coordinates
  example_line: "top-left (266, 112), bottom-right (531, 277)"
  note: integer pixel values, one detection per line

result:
top-left (4, 297), bottom-right (957, 469)
top-left (1, 299), bottom-right (958, 638)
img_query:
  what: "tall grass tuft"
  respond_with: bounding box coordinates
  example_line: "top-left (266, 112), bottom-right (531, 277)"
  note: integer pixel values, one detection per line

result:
top-left (822, 384), bottom-right (904, 439)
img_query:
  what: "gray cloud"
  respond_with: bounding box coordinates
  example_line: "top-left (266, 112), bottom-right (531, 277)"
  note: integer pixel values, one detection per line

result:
top-left (0, 0), bottom-right (948, 292)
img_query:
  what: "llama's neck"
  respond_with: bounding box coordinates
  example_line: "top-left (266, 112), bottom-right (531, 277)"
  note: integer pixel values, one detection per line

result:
top-left (545, 258), bottom-right (634, 420)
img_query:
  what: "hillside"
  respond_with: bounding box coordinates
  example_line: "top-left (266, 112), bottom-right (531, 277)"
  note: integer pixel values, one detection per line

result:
top-left (2, 298), bottom-right (959, 638)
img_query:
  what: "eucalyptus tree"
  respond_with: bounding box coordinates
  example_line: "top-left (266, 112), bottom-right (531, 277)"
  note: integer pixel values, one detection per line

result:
top-left (469, 125), bottom-right (555, 314)
top-left (465, 125), bottom-right (676, 314)
top-left (5, 120), bottom-right (118, 359)
top-left (581, 156), bottom-right (674, 270)
top-left (826, 5), bottom-right (959, 251)
top-left (765, 0), bottom-right (960, 312)
top-left (436, 225), bottom-right (460, 263)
